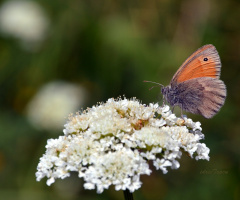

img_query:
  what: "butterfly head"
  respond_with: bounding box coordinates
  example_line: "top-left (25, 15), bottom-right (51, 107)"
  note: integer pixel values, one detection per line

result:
top-left (161, 85), bottom-right (170, 97)
top-left (161, 85), bottom-right (177, 107)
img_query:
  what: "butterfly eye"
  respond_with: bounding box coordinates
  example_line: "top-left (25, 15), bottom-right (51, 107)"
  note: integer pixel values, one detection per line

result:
top-left (203, 57), bottom-right (208, 61)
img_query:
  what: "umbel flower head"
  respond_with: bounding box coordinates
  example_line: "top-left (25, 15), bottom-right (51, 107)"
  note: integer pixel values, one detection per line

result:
top-left (36, 97), bottom-right (210, 193)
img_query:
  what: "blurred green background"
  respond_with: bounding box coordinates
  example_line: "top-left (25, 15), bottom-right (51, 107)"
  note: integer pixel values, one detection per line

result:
top-left (0, 0), bottom-right (239, 199)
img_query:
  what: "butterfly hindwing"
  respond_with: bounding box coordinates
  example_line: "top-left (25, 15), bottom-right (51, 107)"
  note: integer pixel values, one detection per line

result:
top-left (175, 77), bottom-right (226, 118)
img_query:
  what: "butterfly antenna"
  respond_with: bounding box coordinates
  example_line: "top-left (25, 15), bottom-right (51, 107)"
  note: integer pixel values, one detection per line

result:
top-left (143, 80), bottom-right (164, 90)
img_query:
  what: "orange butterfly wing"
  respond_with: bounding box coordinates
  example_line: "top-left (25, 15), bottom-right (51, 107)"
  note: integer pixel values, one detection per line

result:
top-left (171, 44), bottom-right (221, 85)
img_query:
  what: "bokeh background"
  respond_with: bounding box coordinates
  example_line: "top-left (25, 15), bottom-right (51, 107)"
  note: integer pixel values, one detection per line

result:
top-left (0, 0), bottom-right (239, 199)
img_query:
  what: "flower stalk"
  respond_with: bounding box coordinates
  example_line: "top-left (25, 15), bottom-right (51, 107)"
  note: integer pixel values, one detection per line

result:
top-left (123, 189), bottom-right (134, 200)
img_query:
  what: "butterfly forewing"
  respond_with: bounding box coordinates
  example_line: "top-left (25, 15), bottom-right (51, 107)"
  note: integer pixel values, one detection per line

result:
top-left (171, 44), bottom-right (221, 84)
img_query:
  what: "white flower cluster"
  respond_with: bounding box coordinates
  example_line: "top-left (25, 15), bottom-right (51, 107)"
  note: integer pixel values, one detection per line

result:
top-left (36, 97), bottom-right (210, 193)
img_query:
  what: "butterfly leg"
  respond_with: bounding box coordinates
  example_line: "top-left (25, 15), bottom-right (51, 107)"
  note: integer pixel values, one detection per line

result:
top-left (181, 109), bottom-right (184, 119)
top-left (180, 105), bottom-right (185, 123)
top-left (162, 96), bottom-right (166, 107)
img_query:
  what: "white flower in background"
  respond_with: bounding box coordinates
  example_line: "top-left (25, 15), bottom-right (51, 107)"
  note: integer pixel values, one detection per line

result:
top-left (0, 0), bottom-right (49, 48)
top-left (36, 97), bottom-right (210, 193)
top-left (26, 81), bottom-right (88, 132)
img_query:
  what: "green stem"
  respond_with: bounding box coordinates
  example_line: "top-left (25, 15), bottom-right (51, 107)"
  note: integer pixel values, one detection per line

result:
top-left (123, 189), bottom-right (134, 200)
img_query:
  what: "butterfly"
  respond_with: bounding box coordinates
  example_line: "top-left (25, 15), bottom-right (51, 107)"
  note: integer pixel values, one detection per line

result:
top-left (145, 44), bottom-right (227, 118)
